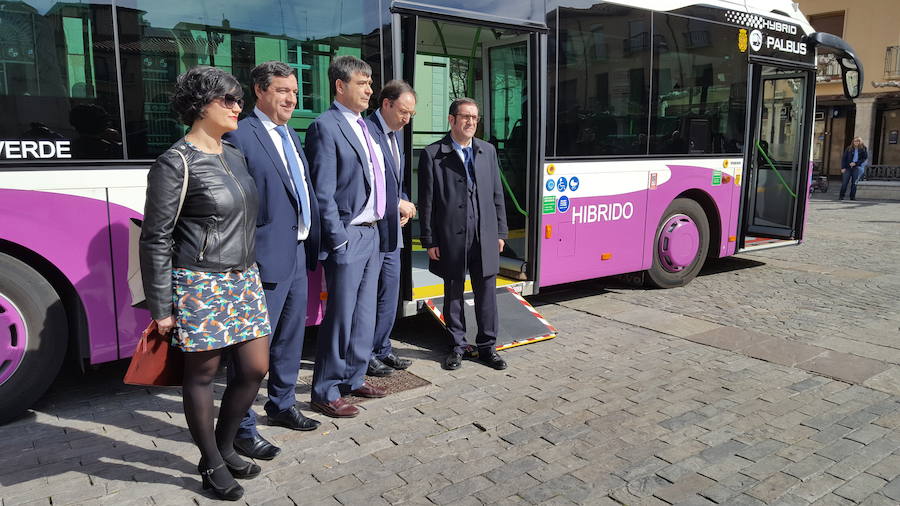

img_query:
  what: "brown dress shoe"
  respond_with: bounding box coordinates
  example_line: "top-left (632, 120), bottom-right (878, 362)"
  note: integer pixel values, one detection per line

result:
top-left (350, 381), bottom-right (386, 398)
top-left (311, 398), bottom-right (359, 418)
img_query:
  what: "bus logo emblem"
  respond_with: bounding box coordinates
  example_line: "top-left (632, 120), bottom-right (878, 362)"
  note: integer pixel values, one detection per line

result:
top-left (557, 177), bottom-right (567, 192)
top-left (749, 30), bottom-right (763, 52)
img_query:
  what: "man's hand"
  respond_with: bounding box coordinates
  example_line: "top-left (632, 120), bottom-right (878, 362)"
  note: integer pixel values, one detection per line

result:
top-left (156, 315), bottom-right (176, 335)
top-left (399, 199), bottom-right (416, 227)
top-left (427, 247), bottom-right (440, 261)
top-left (499, 239), bottom-right (505, 253)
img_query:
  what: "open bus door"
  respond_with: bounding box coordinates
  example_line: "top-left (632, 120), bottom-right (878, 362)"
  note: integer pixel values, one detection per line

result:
top-left (395, 10), bottom-right (555, 348)
top-left (739, 33), bottom-right (862, 251)
top-left (740, 65), bottom-right (812, 249)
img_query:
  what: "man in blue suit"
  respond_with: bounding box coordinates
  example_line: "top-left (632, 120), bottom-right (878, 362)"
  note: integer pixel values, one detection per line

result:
top-left (364, 80), bottom-right (417, 377)
top-left (223, 61), bottom-right (321, 460)
top-left (306, 55), bottom-right (391, 418)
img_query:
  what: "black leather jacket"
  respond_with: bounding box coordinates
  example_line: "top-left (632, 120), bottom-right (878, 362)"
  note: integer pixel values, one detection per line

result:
top-left (140, 139), bottom-right (259, 320)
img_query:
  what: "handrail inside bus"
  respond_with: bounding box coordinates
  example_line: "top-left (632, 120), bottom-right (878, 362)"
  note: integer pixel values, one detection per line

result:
top-left (499, 168), bottom-right (527, 217)
top-left (755, 141), bottom-right (798, 199)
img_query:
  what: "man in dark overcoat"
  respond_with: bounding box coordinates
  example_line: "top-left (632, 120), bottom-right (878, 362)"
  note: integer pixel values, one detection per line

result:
top-left (417, 97), bottom-right (509, 371)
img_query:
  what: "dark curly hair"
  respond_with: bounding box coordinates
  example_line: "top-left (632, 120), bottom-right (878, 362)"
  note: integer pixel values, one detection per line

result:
top-left (171, 66), bottom-right (243, 126)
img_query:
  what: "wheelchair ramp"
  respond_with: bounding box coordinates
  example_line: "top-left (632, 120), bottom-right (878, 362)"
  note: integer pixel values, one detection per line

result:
top-left (424, 286), bottom-right (558, 351)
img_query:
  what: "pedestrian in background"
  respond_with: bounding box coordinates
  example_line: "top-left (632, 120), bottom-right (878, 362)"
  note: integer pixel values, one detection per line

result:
top-left (839, 136), bottom-right (868, 201)
top-left (140, 66), bottom-right (269, 501)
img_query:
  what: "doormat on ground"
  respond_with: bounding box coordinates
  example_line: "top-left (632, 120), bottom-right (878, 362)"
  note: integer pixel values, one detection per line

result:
top-left (347, 370), bottom-right (431, 404)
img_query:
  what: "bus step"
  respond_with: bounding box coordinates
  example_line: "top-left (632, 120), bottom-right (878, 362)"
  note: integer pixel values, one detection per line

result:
top-left (423, 286), bottom-right (558, 351)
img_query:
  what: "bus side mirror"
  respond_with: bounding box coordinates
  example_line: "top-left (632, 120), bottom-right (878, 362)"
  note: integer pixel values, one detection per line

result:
top-left (841, 57), bottom-right (860, 99)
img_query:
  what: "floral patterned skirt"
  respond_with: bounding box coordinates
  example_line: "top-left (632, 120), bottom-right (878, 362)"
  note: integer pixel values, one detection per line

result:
top-left (171, 265), bottom-right (271, 352)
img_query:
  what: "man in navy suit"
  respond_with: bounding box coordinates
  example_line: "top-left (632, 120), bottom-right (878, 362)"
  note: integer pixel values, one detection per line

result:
top-left (418, 98), bottom-right (509, 371)
top-left (364, 80), bottom-right (417, 377)
top-left (306, 55), bottom-right (391, 418)
top-left (223, 61), bottom-right (321, 460)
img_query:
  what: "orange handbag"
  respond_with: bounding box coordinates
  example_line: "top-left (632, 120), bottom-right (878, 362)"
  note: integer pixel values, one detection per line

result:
top-left (124, 321), bottom-right (184, 386)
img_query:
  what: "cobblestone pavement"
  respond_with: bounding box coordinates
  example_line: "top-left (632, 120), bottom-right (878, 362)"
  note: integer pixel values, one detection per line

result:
top-left (3, 193), bottom-right (900, 505)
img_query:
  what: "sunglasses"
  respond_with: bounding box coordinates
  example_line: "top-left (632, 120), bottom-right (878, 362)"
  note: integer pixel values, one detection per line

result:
top-left (218, 94), bottom-right (245, 109)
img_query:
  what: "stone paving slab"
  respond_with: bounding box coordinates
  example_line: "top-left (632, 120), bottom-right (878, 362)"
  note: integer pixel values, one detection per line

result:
top-left (5, 197), bottom-right (900, 505)
top-left (799, 351), bottom-right (891, 385)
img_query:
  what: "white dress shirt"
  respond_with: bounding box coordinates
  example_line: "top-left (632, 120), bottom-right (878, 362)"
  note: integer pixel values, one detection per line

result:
top-left (333, 101), bottom-right (386, 226)
top-left (254, 107), bottom-right (310, 241)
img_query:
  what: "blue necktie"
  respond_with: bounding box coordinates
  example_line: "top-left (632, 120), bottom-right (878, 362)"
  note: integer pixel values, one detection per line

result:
top-left (463, 146), bottom-right (476, 184)
top-left (276, 125), bottom-right (311, 230)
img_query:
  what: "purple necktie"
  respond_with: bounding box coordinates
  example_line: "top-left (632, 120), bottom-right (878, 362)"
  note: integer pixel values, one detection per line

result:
top-left (356, 117), bottom-right (386, 219)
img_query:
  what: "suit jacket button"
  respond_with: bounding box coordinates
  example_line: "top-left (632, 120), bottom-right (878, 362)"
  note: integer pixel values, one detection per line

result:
top-left (291, 225), bottom-right (298, 231)
top-left (458, 178), bottom-right (464, 183)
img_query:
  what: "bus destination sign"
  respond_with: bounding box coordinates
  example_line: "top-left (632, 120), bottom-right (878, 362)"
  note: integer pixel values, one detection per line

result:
top-left (725, 11), bottom-right (813, 65)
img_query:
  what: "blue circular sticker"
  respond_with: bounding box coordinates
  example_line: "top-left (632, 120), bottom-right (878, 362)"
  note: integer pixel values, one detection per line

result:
top-left (557, 195), bottom-right (570, 213)
top-left (557, 177), bottom-right (568, 192)
top-left (545, 179), bottom-right (556, 192)
top-left (569, 176), bottom-right (580, 191)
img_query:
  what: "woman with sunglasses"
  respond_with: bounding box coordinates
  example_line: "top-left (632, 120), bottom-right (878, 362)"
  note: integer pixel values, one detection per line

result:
top-left (140, 66), bottom-right (269, 500)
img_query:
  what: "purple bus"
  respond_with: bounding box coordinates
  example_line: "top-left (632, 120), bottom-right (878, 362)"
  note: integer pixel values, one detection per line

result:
top-left (0, 0), bottom-right (861, 423)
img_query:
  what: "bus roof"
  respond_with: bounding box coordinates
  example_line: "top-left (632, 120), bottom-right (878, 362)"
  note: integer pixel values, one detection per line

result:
top-left (606, 0), bottom-right (815, 35)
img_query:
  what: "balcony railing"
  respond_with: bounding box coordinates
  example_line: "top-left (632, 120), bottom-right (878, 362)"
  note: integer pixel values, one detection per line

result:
top-left (885, 45), bottom-right (900, 79)
top-left (816, 52), bottom-right (841, 83)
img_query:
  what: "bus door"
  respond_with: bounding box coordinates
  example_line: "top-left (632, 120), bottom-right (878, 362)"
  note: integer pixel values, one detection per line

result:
top-left (398, 15), bottom-right (542, 307)
top-left (482, 36), bottom-right (532, 282)
top-left (740, 65), bottom-right (812, 248)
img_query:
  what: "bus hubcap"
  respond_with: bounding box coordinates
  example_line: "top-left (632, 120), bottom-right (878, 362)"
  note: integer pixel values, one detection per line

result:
top-left (658, 214), bottom-right (700, 273)
top-left (0, 293), bottom-right (28, 386)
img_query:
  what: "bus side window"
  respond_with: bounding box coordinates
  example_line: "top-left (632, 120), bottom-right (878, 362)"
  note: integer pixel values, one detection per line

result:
top-left (649, 13), bottom-right (747, 156)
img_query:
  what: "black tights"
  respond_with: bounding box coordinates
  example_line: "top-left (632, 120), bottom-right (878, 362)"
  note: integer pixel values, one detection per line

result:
top-left (182, 336), bottom-right (268, 470)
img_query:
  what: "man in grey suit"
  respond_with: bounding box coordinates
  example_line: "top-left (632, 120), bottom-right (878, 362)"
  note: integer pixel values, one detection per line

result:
top-left (418, 98), bottom-right (509, 371)
top-left (365, 80), bottom-right (417, 377)
top-left (306, 55), bottom-right (389, 418)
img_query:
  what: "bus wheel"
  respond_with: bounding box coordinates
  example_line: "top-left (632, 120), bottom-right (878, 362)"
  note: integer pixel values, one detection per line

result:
top-left (646, 198), bottom-right (709, 289)
top-left (0, 252), bottom-right (68, 424)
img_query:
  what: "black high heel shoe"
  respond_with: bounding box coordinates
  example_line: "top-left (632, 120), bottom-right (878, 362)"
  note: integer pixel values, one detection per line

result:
top-left (198, 460), bottom-right (244, 501)
top-left (221, 451), bottom-right (261, 479)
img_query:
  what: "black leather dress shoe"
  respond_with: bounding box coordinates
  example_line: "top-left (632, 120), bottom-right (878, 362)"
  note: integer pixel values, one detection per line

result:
top-left (233, 434), bottom-right (281, 461)
top-left (478, 351), bottom-right (508, 370)
top-left (381, 353), bottom-right (412, 370)
top-left (267, 406), bottom-right (321, 431)
top-left (367, 357), bottom-right (394, 377)
top-left (444, 352), bottom-right (463, 370)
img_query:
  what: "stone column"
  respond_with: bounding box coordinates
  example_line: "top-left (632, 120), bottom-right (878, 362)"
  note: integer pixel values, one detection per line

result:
top-left (853, 96), bottom-right (878, 147)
